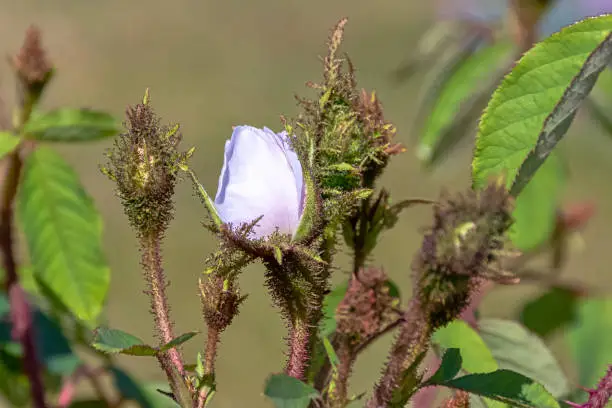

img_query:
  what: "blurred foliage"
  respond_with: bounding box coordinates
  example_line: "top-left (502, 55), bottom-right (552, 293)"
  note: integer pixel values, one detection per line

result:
top-left (0, 2), bottom-right (611, 408)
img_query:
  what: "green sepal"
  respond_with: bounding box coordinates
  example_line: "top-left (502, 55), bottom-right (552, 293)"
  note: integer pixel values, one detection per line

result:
top-left (184, 167), bottom-right (222, 228)
top-left (292, 169), bottom-right (321, 243)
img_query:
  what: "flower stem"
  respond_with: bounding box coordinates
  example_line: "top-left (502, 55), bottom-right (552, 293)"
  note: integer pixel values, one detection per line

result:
top-left (139, 231), bottom-right (187, 402)
top-left (569, 365), bottom-right (612, 408)
top-left (326, 340), bottom-right (354, 408)
top-left (286, 319), bottom-right (311, 380)
top-left (367, 298), bottom-right (432, 408)
top-left (1, 150), bottom-right (47, 408)
top-left (196, 327), bottom-right (220, 408)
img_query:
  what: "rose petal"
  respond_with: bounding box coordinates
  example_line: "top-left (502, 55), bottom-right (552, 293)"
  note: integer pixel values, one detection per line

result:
top-left (215, 126), bottom-right (303, 238)
top-left (263, 127), bottom-right (305, 215)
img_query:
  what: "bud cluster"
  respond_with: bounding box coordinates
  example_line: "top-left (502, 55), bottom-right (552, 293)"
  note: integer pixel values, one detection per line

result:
top-left (414, 181), bottom-right (518, 328)
top-left (103, 92), bottom-right (188, 236)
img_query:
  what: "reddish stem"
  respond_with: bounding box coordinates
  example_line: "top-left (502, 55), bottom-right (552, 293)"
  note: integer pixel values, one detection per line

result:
top-left (286, 320), bottom-right (310, 380)
top-left (1, 151), bottom-right (47, 408)
top-left (139, 232), bottom-right (186, 399)
top-left (196, 327), bottom-right (220, 408)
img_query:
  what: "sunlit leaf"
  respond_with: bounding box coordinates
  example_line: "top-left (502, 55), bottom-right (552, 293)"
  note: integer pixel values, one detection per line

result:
top-left (158, 331), bottom-right (199, 352)
top-left (509, 152), bottom-right (566, 250)
top-left (473, 15), bottom-right (612, 192)
top-left (264, 373), bottom-right (319, 408)
top-left (567, 297), bottom-right (612, 388)
top-left (17, 147), bottom-right (109, 323)
top-left (479, 319), bottom-right (570, 398)
top-left (511, 31), bottom-right (612, 196)
top-left (428, 369), bottom-right (560, 408)
top-left (433, 319), bottom-right (498, 373)
top-left (423, 348), bottom-right (463, 385)
top-left (24, 108), bottom-right (120, 142)
top-left (92, 327), bottom-right (157, 356)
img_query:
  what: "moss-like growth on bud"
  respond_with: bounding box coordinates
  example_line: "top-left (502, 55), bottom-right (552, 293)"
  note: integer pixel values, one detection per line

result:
top-left (369, 182), bottom-right (518, 408)
top-left (414, 181), bottom-right (518, 329)
top-left (336, 267), bottom-right (396, 345)
top-left (285, 18), bottom-right (403, 233)
top-left (199, 274), bottom-right (246, 333)
top-left (103, 91), bottom-right (187, 236)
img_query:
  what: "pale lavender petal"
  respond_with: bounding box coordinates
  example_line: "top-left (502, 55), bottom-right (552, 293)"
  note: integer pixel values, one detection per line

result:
top-left (214, 126), bottom-right (302, 238)
top-left (263, 127), bottom-right (305, 216)
top-left (540, 0), bottom-right (612, 38)
top-left (436, 0), bottom-right (506, 22)
top-left (579, 0), bottom-right (612, 16)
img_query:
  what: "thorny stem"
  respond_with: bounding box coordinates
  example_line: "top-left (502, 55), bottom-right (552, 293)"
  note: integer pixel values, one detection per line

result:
top-left (329, 315), bottom-right (404, 408)
top-left (367, 298), bottom-right (432, 408)
top-left (327, 341), bottom-right (354, 408)
top-left (139, 232), bottom-right (186, 400)
top-left (196, 327), bottom-right (220, 408)
top-left (286, 319), bottom-right (311, 380)
top-left (316, 316), bottom-right (403, 401)
top-left (0, 149), bottom-right (47, 408)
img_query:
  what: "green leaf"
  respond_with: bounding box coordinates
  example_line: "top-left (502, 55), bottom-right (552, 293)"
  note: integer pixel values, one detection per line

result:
top-left (319, 282), bottom-right (348, 338)
top-left (511, 31), bottom-right (612, 196)
top-left (417, 41), bottom-right (513, 164)
top-left (0, 309), bottom-right (81, 376)
top-left (509, 152), bottom-right (565, 251)
top-left (429, 370), bottom-right (560, 408)
top-left (34, 312), bottom-right (81, 375)
top-left (390, 351), bottom-right (428, 407)
top-left (432, 319), bottom-right (498, 373)
top-left (143, 383), bottom-right (183, 408)
top-left (16, 266), bottom-right (42, 298)
top-left (184, 168), bottom-right (222, 228)
top-left (0, 131), bottom-right (20, 159)
top-left (384, 279), bottom-right (401, 300)
top-left (293, 170), bottom-right (319, 243)
top-left (473, 15), bottom-right (612, 191)
top-left (424, 348), bottom-right (463, 385)
top-left (17, 147), bottom-right (109, 323)
top-left (520, 287), bottom-right (579, 338)
top-left (23, 108), bottom-right (119, 142)
top-left (0, 293), bottom-right (8, 318)
top-left (264, 374), bottom-right (320, 408)
top-left (92, 327), bottom-right (157, 356)
top-left (479, 319), bottom-right (569, 398)
top-left (112, 367), bottom-right (179, 408)
top-left (0, 353), bottom-right (30, 406)
top-left (158, 331), bottom-right (199, 352)
top-left (567, 297), bottom-right (612, 388)
top-left (321, 336), bottom-right (339, 370)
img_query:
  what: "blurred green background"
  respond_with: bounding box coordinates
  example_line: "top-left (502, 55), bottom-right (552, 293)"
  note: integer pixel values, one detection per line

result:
top-left (1, 1), bottom-right (612, 407)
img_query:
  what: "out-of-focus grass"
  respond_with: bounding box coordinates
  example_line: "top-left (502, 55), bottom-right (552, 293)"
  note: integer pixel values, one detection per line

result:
top-left (0, 1), bottom-right (611, 407)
